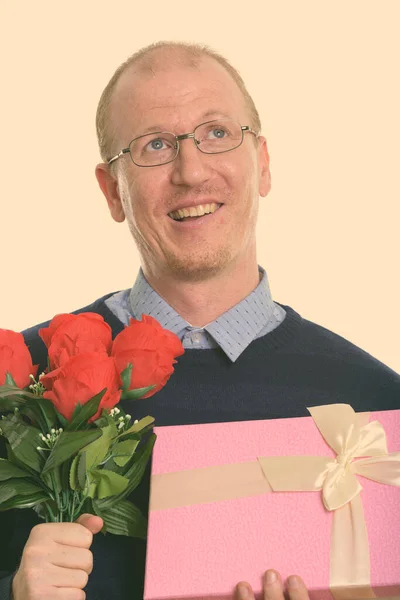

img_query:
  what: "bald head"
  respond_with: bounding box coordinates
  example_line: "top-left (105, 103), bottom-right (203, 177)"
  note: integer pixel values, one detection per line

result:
top-left (95, 41), bottom-right (262, 163)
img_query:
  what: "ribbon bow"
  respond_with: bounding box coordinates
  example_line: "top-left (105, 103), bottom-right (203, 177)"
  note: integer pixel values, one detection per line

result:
top-left (258, 405), bottom-right (400, 599)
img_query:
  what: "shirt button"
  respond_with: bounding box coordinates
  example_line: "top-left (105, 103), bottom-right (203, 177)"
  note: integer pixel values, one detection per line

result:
top-left (192, 333), bottom-right (201, 344)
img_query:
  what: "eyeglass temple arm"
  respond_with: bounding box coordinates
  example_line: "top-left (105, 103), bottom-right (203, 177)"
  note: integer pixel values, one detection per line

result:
top-left (108, 148), bottom-right (130, 165)
top-left (242, 125), bottom-right (258, 137)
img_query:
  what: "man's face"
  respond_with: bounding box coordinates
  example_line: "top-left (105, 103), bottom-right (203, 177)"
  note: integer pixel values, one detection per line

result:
top-left (97, 55), bottom-right (271, 281)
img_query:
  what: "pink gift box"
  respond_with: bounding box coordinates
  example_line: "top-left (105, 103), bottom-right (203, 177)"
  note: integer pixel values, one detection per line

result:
top-left (143, 408), bottom-right (400, 600)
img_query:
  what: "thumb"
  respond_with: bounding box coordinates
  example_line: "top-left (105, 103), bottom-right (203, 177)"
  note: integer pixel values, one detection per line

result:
top-left (75, 513), bottom-right (104, 534)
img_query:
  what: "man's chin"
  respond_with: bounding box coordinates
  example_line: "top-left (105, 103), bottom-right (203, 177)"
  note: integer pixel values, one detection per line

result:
top-left (166, 251), bottom-right (232, 282)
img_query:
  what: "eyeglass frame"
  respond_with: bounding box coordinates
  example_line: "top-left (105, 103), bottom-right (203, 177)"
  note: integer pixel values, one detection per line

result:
top-left (107, 119), bottom-right (259, 167)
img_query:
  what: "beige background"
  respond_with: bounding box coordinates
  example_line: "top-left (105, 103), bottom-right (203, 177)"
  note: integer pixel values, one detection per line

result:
top-left (0, 1), bottom-right (399, 373)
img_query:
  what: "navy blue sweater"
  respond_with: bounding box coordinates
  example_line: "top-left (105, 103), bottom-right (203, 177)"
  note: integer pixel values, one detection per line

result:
top-left (1, 293), bottom-right (399, 600)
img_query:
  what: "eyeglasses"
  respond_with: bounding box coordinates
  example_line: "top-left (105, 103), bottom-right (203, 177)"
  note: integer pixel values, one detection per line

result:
top-left (107, 118), bottom-right (259, 167)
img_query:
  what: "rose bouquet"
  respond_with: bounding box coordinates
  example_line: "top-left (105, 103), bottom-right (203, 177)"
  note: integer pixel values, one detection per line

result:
top-left (0, 312), bottom-right (184, 538)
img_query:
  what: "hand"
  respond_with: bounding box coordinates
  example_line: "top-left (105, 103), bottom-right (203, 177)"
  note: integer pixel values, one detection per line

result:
top-left (11, 513), bottom-right (103, 600)
top-left (235, 569), bottom-right (309, 600)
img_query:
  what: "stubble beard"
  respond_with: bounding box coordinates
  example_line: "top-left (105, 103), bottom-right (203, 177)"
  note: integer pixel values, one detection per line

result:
top-left (162, 244), bottom-right (234, 282)
top-left (132, 223), bottom-right (234, 283)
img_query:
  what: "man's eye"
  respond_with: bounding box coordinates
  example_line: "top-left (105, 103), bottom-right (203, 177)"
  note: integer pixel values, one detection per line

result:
top-left (208, 128), bottom-right (227, 139)
top-left (146, 138), bottom-right (167, 152)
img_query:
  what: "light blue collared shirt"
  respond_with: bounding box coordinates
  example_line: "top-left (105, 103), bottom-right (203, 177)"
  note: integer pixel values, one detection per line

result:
top-left (105, 266), bottom-right (286, 362)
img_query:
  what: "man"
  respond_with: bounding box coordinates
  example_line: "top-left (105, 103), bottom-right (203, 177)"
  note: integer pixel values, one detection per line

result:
top-left (1, 41), bottom-right (399, 600)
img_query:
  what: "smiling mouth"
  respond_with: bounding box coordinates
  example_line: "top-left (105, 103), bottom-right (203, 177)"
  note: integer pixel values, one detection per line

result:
top-left (168, 202), bottom-right (222, 221)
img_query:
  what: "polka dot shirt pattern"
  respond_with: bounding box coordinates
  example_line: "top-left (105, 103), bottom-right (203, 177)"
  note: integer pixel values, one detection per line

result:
top-left (105, 266), bottom-right (286, 362)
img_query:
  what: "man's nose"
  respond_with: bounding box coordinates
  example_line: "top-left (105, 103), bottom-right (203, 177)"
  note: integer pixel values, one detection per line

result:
top-left (170, 137), bottom-right (211, 187)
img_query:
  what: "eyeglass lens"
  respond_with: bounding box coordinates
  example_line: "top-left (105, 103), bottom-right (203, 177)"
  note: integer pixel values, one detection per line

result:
top-left (129, 119), bottom-right (244, 166)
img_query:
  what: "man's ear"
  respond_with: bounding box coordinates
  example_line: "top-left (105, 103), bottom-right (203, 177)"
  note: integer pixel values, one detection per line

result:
top-left (95, 163), bottom-right (125, 223)
top-left (257, 136), bottom-right (271, 198)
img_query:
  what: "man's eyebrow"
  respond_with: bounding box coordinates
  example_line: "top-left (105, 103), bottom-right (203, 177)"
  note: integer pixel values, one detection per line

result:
top-left (138, 111), bottom-right (233, 135)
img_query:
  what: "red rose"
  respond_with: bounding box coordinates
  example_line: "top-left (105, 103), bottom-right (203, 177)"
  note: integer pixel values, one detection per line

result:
top-left (39, 313), bottom-right (112, 370)
top-left (111, 315), bottom-right (184, 398)
top-left (0, 329), bottom-right (38, 388)
top-left (41, 352), bottom-right (121, 421)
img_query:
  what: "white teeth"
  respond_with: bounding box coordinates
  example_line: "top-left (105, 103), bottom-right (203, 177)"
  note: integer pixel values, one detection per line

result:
top-left (169, 202), bottom-right (221, 220)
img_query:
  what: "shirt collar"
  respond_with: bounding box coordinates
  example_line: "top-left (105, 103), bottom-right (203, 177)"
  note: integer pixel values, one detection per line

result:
top-left (129, 267), bottom-right (278, 362)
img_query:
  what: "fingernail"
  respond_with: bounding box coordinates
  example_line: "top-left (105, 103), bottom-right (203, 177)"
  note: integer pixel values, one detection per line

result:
top-left (237, 584), bottom-right (250, 599)
top-left (287, 575), bottom-right (301, 589)
top-left (265, 570), bottom-right (277, 584)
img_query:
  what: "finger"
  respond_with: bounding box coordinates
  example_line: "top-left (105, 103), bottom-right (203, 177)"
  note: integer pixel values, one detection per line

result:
top-left (75, 513), bottom-right (104, 535)
top-left (286, 575), bottom-right (310, 600)
top-left (29, 522), bottom-right (93, 549)
top-left (54, 587), bottom-right (86, 599)
top-left (53, 545), bottom-right (93, 574)
top-left (235, 581), bottom-right (255, 600)
top-left (50, 565), bottom-right (88, 589)
top-left (263, 570), bottom-right (285, 600)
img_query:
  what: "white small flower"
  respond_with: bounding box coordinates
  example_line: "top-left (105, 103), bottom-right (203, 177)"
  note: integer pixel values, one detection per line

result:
top-left (115, 408), bottom-right (121, 415)
top-left (46, 434), bottom-right (51, 439)
top-left (118, 422), bottom-right (125, 429)
top-left (39, 373), bottom-right (45, 380)
top-left (134, 420), bottom-right (138, 424)
top-left (29, 374), bottom-right (35, 380)
top-left (125, 414), bottom-right (131, 421)
top-left (58, 428), bottom-right (63, 433)
top-left (36, 446), bottom-right (42, 451)
top-left (51, 428), bottom-right (55, 434)
top-left (40, 434), bottom-right (46, 441)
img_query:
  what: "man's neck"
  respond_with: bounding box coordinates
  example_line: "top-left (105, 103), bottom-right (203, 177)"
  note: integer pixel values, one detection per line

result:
top-left (142, 261), bottom-right (261, 327)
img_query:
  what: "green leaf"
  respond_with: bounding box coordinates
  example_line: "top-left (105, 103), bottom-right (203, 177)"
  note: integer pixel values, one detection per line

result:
top-left (65, 389), bottom-right (106, 431)
top-left (118, 416), bottom-right (155, 440)
top-left (112, 439), bottom-right (140, 467)
top-left (6, 445), bottom-right (39, 479)
top-left (90, 469), bottom-right (129, 499)
top-left (93, 499), bottom-right (147, 538)
top-left (0, 491), bottom-right (49, 511)
top-left (0, 415), bottom-right (43, 472)
top-left (5, 372), bottom-right (18, 387)
top-left (69, 454), bottom-right (80, 490)
top-left (42, 429), bottom-right (102, 474)
top-left (0, 458), bottom-right (29, 481)
top-left (0, 479), bottom-right (45, 504)
top-left (40, 464), bottom-right (62, 495)
top-left (86, 476), bottom-right (98, 500)
top-left (0, 385), bottom-right (41, 402)
top-left (96, 433), bottom-right (156, 509)
top-left (120, 363), bottom-right (133, 392)
top-left (81, 425), bottom-right (114, 472)
top-left (55, 411), bottom-right (69, 429)
top-left (60, 459), bottom-right (72, 490)
top-left (0, 389), bottom-right (27, 412)
top-left (120, 385), bottom-right (155, 401)
top-left (21, 397), bottom-right (58, 431)
top-left (77, 453), bottom-right (87, 490)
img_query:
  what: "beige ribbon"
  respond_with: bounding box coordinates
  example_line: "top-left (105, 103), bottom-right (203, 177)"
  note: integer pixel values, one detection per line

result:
top-left (150, 404), bottom-right (400, 599)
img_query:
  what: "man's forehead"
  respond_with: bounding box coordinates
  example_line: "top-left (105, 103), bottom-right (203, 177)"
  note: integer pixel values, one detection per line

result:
top-left (110, 57), bottom-right (247, 131)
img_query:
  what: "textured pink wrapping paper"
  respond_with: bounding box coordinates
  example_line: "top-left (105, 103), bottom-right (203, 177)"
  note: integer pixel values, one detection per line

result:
top-left (144, 410), bottom-right (400, 600)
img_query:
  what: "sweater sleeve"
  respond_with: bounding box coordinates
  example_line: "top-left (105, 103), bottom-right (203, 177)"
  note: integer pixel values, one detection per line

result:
top-left (0, 574), bottom-right (13, 600)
